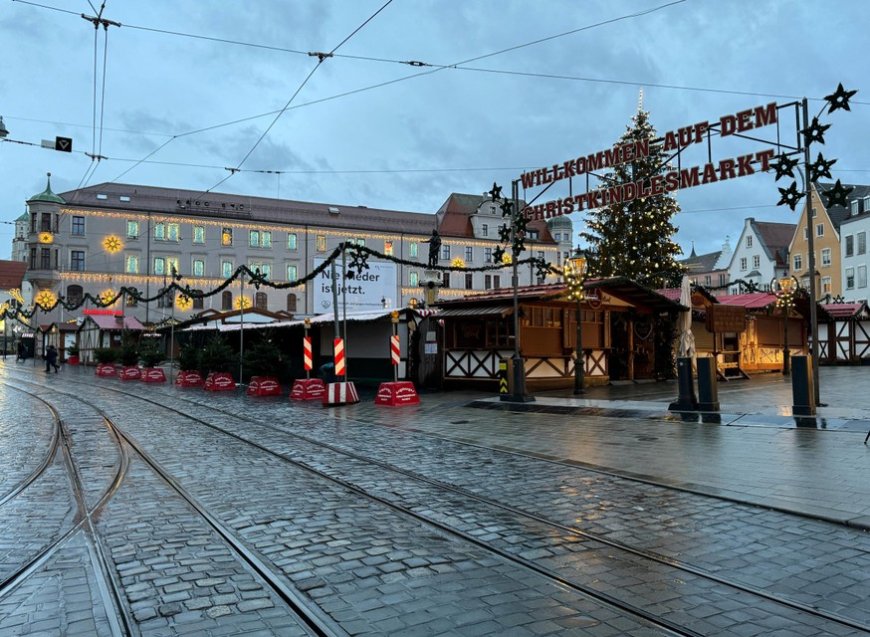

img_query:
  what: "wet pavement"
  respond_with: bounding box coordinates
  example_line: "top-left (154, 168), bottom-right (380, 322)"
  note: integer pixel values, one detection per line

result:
top-left (1, 361), bottom-right (868, 636)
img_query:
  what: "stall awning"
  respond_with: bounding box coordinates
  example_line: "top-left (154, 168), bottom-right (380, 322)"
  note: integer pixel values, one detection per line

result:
top-left (437, 305), bottom-right (513, 318)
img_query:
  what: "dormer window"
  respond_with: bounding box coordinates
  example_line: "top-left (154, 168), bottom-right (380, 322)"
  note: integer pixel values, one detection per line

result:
top-left (852, 200), bottom-right (860, 216)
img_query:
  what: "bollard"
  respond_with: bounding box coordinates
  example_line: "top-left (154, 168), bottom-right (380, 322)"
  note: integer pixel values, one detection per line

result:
top-left (497, 359), bottom-right (509, 396)
top-left (791, 355), bottom-right (816, 416)
top-left (668, 356), bottom-right (698, 411)
top-left (696, 356), bottom-right (719, 412)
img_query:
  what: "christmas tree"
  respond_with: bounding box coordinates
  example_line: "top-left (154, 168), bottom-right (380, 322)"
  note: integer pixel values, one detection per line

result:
top-left (579, 106), bottom-right (684, 289)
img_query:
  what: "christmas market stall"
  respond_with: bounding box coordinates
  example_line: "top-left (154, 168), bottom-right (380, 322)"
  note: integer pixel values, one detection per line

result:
top-left (38, 321), bottom-right (79, 362)
top-left (76, 310), bottom-right (146, 364)
top-left (437, 278), bottom-right (684, 391)
top-left (817, 301), bottom-right (870, 363)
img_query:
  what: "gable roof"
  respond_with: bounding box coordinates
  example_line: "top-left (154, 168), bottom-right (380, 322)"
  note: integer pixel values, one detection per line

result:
top-left (752, 220), bottom-right (795, 267)
top-left (435, 193), bottom-right (556, 243)
top-left (819, 182), bottom-right (870, 229)
top-left (0, 260), bottom-right (27, 288)
top-left (680, 250), bottom-right (722, 273)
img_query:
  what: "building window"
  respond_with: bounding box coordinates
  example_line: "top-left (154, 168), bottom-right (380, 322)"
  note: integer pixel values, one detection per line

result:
top-left (125, 255), bottom-right (139, 273)
top-left (409, 271), bottom-right (418, 286)
top-left (442, 272), bottom-right (450, 288)
top-left (127, 220), bottom-right (139, 239)
top-left (248, 230), bottom-right (271, 248)
top-left (191, 290), bottom-right (204, 310)
top-left (484, 275), bottom-right (492, 290)
top-left (821, 248), bottom-right (831, 266)
top-left (70, 250), bottom-right (85, 271)
top-left (287, 233), bottom-right (297, 250)
top-left (719, 273), bottom-right (726, 286)
top-left (851, 200), bottom-right (860, 216)
top-left (704, 275), bottom-right (712, 286)
top-left (859, 232), bottom-right (867, 255)
top-left (384, 240), bottom-right (394, 256)
top-left (31, 213), bottom-right (37, 233)
top-left (154, 222), bottom-right (165, 240)
top-left (253, 263), bottom-right (271, 279)
top-left (167, 223), bottom-right (180, 241)
top-left (287, 264), bottom-right (298, 281)
top-left (40, 213), bottom-right (53, 232)
top-left (66, 285), bottom-right (83, 305)
top-left (527, 230), bottom-right (539, 240)
top-left (41, 248), bottom-right (52, 269)
top-left (29, 248), bottom-right (36, 269)
top-left (249, 230), bottom-right (259, 247)
top-left (153, 257), bottom-right (165, 275)
top-left (222, 291), bottom-right (232, 310)
top-left (409, 242), bottom-right (418, 258)
top-left (493, 275), bottom-right (501, 288)
top-left (821, 276), bottom-right (832, 294)
top-left (221, 227), bottom-right (233, 246)
top-left (482, 224), bottom-right (488, 237)
top-left (752, 255), bottom-right (760, 269)
top-left (125, 289), bottom-right (138, 307)
top-left (441, 245), bottom-right (451, 261)
top-left (355, 238), bottom-right (366, 247)
top-left (846, 267), bottom-right (855, 289)
top-left (816, 223), bottom-right (824, 237)
top-left (255, 292), bottom-right (268, 310)
top-left (193, 226), bottom-right (205, 244)
top-left (286, 293), bottom-right (297, 313)
top-left (804, 227), bottom-right (808, 239)
top-left (262, 231), bottom-right (271, 248)
top-left (192, 259), bottom-right (205, 277)
top-left (316, 235), bottom-right (327, 252)
top-left (846, 235), bottom-right (854, 257)
top-left (485, 247), bottom-right (493, 263)
top-left (793, 254), bottom-right (802, 271)
top-left (465, 273), bottom-right (473, 289)
top-left (746, 236), bottom-right (752, 248)
top-left (859, 265), bottom-right (868, 289)
top-left (222, 260), bottom-right (233, 278)
top-left (71, 216), bottom-right (85, 236)
top-left (740, 257), bottom-right (747, 271)
top-left (465, 246), bottom-right (473, 263)
top-left (157, 287), bottom-right (174, 309)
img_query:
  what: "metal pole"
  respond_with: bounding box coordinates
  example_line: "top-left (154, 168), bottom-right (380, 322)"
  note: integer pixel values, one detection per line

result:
top-left (393, 318), bottom-right (399, 383)
top-left (331, 260), bottom-right (340, 378)
top-left (574, 297), bottom-right (585, 394)
top-left (239, 271), bottom-right (245, 385)
top-left (506, 180), bottom-right (531, 401)
top-left (802, 98), bottom-right (821, 405)
top-left (782, 302), bottom-right (790, 376)
top-left (170, 299), bottom-right (175, 384)
top-left (341, 248), bottom-right (348, 348)
top-left (304, 321), bottom-right (310, 380)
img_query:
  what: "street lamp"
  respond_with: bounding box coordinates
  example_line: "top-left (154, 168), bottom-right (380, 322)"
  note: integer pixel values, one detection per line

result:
top-left (564, 250), bottom-right (587, 395)
top-left (772, 275), bottom-right (798, 376)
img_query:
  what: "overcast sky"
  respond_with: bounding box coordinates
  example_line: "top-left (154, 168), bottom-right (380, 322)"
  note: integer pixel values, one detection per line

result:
top-left (1, 0), bottom-right (867, 261)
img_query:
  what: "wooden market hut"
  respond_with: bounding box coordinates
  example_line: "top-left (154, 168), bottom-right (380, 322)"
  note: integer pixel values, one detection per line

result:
top-left (436, 278), bottom-right (684, 391)
top-left (817, 301), bottom-right (870, 363)
top-left (38, 322), bottom-right (80, 362)
top-left (77, 312), bottom-right (146, 364)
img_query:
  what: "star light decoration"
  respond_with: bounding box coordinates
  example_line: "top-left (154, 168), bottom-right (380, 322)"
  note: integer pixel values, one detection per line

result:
top-left (823, 179), bottom-right (854, 209)
top-left (176, 294), bottom-right (193, 311)
top-left (346, 243), bottom-right (370, 279)
top-left (99, 289), bottom-right (116, 306)
top-left (777, 182), bottom-right (804, 211)
top-left (809, 153), bottom-right (836, 182)
top-left (824, 83), bottom-right (858, 114)
top-left (34, 289), bottom-right (57, 310)
top-left (102, 235), bottom-right (123, 254)
top-left (772, 153), bottom-right (800, 181)
top-left (801, 117), bottom-right (831, 146)
top-left (234, 295), bottom-right (252, 310)
top-left (450, 257), bottom-right (466, 268)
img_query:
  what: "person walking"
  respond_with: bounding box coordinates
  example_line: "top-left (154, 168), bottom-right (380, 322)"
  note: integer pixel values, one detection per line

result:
top-left (16, 341), bottom-right (24, 362)
top-left (46, 345), bottom-right (59, 373)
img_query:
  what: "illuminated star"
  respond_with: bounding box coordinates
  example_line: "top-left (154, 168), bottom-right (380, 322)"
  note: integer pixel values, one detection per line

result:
top-left (824, 83), bottom-right (858, 114)
top-left (777, 181), bottom-right (804, 211)
top-left (488, 182), bottom-right (503, 201)
top-left (809, 153), bottom-right (837, 182)
top-left (772, 153), bottom-right (800, 181)
top-left (499, 199), bottom-right (513, 217)
top-left (492, 246), bottom-right (505, 264)
top-left (801, 116), bottom-right (831, 146)
top-left (822, 179), bottom-right (854, 209)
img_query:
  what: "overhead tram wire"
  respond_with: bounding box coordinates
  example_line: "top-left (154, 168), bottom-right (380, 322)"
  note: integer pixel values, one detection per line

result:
top-left (198, 0), bottom-right (395, 196)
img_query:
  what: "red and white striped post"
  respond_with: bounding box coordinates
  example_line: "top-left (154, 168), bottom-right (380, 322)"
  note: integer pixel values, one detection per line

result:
top-left (390, 310), bottom-right (400, 382)
top-left (334, 338), bottom-right (346, 377)
top-left (303, 318), bottom-right (312, 380)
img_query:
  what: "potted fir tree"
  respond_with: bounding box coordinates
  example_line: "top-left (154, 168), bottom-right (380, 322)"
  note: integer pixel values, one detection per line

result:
top-left (119, 342), bottom-right (141, 381)
top-left (175, 342), bottom-right (203, 388)
top-left (201, 336), bottom-right (236, 391)
top-left (94, 347), bottom-right (118, 377)
top-left (66, 345), bottom-right (80, 366)
top-left (138, 339), bottom-right (166, 383)
top-left (244, 340), bottom-right (287, 397)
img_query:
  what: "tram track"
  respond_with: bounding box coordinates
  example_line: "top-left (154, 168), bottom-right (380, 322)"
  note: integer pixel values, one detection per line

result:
top-left (2, 378), bottom-right (346, 637)
top-left (20, 372), bottom-right (870, 636)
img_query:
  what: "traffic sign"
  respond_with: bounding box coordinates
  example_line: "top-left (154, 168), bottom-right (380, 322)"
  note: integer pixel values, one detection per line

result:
top-left (55, 136), bottom-right (72, 152)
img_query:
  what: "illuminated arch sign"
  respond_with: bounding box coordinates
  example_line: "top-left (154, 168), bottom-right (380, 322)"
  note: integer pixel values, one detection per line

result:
top-left (521, 101), bottom-right (781, 221)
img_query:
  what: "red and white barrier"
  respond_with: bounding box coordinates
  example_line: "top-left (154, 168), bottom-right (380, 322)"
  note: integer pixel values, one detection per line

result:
top-left (176, 370), bottom-right (204, 387)
top-left (303, 336), bottom-right (313, 372)
top-left (390, 335), bottom-right (400, 366)
top-left (120, 366), bottom-right (142, 381)
top-left (290, 378), bottom-right (326, 401)
top-left (247, 376), bottom-right (282, 397)
top-left (375, 381), bottom-right (420, 407)
top-left (334, 338), bottom-right (346, 376)
top-left (204, 372), bottom-right (236, 391)
top-left (323, 381), bottom-right (359, 406)
top-left (141, 368), bottom-right (166, 383)
top-left (96, 363), bottom-right (116, 377)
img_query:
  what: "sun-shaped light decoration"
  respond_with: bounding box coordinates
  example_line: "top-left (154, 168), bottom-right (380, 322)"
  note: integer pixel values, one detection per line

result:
top-left (9, 288), bottom-right (24, 304)
top-left (176, 294), bottom-right (193, 311)
top-left (99, 289), bottom-right (117, 306)
top-left (501, 253), bottom-right (513, 265)
top-left (102, 235), bottom-right (124, 254)
top-left (38, 231), bottom-right (54, 244)
top-left (451, 257), bottom-right (466, 268)
top-left (34, 289), bottom-right (57, 310)
top-left (234, 295), bottom-right (252, 310)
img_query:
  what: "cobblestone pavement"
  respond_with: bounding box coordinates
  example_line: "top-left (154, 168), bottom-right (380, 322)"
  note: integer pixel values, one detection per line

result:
top-left (2, 363), bottom-right (870, 636)
top-left (0, 384), bottom-right (55, 500)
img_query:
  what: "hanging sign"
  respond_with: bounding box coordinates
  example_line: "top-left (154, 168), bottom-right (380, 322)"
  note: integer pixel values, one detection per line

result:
top-left (313, 257), bottom-right (397, 312)
top-left (521, 102), bottom-right (781, 221)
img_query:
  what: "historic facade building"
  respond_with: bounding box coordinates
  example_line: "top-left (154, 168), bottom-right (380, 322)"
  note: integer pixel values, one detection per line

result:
top-left (18, 177), bottom-right (570, 325)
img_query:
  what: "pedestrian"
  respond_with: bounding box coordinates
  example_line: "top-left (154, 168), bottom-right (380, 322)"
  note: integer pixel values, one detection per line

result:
top-left (16, 341), bottom-right (24, 362)
top-left (46, 345), bottom-right (59, 373)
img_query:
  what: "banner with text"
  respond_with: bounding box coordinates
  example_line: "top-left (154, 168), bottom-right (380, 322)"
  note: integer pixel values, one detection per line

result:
top-left (313, 257), bottom-right (397, 312)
